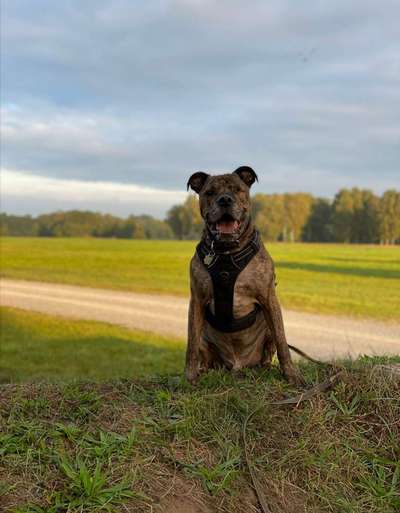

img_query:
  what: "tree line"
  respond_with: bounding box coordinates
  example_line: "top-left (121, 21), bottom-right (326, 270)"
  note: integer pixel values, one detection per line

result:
top-left (0, 211), bottom-right (173, 239)
top-left (1, 188), bottom-right (399, 244)
top-left (167, 188), bottom-right (400, 244)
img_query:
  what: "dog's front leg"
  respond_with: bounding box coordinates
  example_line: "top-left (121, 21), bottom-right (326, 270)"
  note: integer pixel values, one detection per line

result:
top-left (185, 295), bottom-right (205, 385)
top-left (259, 280), bottom-right (305, 386)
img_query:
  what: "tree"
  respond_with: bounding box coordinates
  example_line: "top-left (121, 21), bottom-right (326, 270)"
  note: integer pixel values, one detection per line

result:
top-left (302, 198), bottom-right (333, 242)
top-left (136, 216), bottom-right (173, 239)
top-left (0, 213), bottom-right (38, 236)
top-left (92, 214), bottom-right (123, 238)
top-left (252, 194), bottom-right (285, 241)
top-left (358, 190), bottom-right (379, 243)
top-left (284, 193), bottom-right (313, 242)
top-left (252, 193), bottom-right (313, 242)
top-left (332, 188), bottom-right (380, 243)
top-left (331, 189), bottom-right (355, 242)
top-left (378, 190), bottom-right (400, 244)
top-left (166, 205), bottom-right (184, 239)
top-left (166, 196), bottom-right (203, 239)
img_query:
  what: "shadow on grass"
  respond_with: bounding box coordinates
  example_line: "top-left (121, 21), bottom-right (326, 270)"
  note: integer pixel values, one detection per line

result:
top-left (322, 256), bottom-right (400, 265)
top-left (0, 334), bottom-right (185, 383)
top-left (276, 261), bottom-right (400, 279)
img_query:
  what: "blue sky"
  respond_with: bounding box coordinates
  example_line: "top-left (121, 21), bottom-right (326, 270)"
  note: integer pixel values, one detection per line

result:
top-left (1, 0), bottom-right (399, 218)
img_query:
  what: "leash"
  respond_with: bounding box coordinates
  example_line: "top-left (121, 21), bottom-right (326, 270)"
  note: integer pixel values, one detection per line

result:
top-left (242, 346), bottom-right (344, 513)
top-left (242, 373), bottom-right (344, 513)
top-left (288, 343), bottom-right (337, 368)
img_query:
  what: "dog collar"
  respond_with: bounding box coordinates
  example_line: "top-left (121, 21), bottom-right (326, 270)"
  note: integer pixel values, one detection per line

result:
top-left (198, 229), bottom-right (260, 266)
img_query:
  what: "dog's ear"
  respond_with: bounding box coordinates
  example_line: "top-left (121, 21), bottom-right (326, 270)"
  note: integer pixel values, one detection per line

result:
top-left (187, 172), bottom-right (210, 193)
top-left (233, 166), bottom-right (258, 188)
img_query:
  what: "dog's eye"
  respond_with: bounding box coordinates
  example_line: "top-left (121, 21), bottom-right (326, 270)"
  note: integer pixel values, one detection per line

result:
top-left (205, 189), bottom-right (215, 196)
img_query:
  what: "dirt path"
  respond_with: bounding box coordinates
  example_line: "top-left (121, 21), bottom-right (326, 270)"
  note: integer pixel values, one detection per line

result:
top-left (1, 278), bottom-right (399, 360)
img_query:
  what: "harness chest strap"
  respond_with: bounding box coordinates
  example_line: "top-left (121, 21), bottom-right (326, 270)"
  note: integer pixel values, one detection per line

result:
top-left (196, 230), bottom-right (261, 333)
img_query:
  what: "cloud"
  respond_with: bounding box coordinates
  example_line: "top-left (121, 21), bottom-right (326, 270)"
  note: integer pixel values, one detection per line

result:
top-left (1, 169), bottom-right (187, 217)
top-left (1, 0), bottom-right (399, 215)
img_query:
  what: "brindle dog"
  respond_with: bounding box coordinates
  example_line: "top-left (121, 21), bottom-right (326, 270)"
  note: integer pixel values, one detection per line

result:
top-left (185, 165), bottom-right (304, 386)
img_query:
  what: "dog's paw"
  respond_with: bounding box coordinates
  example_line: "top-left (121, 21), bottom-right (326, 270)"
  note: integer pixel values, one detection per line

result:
top-left (185, 368), bottom-right (199, 385)
top-left (284, 368), bottom-right (306, 388)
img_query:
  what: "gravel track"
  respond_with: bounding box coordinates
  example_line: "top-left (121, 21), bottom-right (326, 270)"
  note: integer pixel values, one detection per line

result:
top-left (1, 279), bottom-right (399, 360)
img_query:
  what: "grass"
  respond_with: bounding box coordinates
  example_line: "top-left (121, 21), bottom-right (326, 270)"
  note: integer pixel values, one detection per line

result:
top-left (0, 307), bottom-right (185, 383)
top-left (1, 307), bottom-right (399, 511)
top-left (1, 237), bottom-right (400, 320)
top-left (1, 236), bottom-right (398, 512)
top-left (1, 358), bottom-right (399, 512)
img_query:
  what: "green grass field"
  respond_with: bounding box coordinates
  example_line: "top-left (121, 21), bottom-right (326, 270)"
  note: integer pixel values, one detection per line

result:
top-left (1, 237), bottom-right (400, 320)
top-left (0, 307), bottom-right (184, 383)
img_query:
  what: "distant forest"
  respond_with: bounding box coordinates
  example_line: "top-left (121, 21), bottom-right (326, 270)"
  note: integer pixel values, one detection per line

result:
top-left (1, 188), bottom-right (399, 244)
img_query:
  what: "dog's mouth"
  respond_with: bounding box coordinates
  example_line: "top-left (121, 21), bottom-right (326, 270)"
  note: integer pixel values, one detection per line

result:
top-left (213, 213), bottom-right (241, 236)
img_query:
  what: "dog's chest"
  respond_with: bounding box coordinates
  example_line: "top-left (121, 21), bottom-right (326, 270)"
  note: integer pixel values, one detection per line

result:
top-left (232, 263), bottom-right (260, 315)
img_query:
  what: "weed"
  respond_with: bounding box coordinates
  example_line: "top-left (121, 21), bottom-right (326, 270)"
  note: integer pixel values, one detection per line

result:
top-left (25, 455), bottom-right (137, 512)
top-left (0, 420), bottom-right (47, 457)
top-left (59, 385), bottom-right (101, 422)
top-left (359, 459), bottom-right (400, 509)
top-left (183, 447), bottom-right (241, 494)
top-left (79, 428), bottom-right (137, 460)
top-left (329, 391), bottom-right (361, 417)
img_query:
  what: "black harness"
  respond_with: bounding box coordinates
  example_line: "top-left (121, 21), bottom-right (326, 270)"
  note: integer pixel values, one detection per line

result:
top-left (196, 230), bottom-right (261, 333)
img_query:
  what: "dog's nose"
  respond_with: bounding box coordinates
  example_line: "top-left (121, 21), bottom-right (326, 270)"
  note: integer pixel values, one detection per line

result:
top-left (217, 194), bottom-right (233, 207)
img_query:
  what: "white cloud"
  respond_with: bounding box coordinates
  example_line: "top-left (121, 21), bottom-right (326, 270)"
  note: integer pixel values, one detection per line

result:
top-left (1, 169), bottom-right (187, 217)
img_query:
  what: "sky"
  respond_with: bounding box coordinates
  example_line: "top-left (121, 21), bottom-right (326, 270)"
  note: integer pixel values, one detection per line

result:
top-left (1, 0), bottom-right (399, 219)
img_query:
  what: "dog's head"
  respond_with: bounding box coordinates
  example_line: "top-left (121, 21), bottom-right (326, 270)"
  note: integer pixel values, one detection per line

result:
top-left (187, 166), bottom-right (258, 242)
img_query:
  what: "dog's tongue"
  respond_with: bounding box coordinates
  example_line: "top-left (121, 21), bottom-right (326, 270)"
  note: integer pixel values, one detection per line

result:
top-left (217, 220), bottom-right (239, 234)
